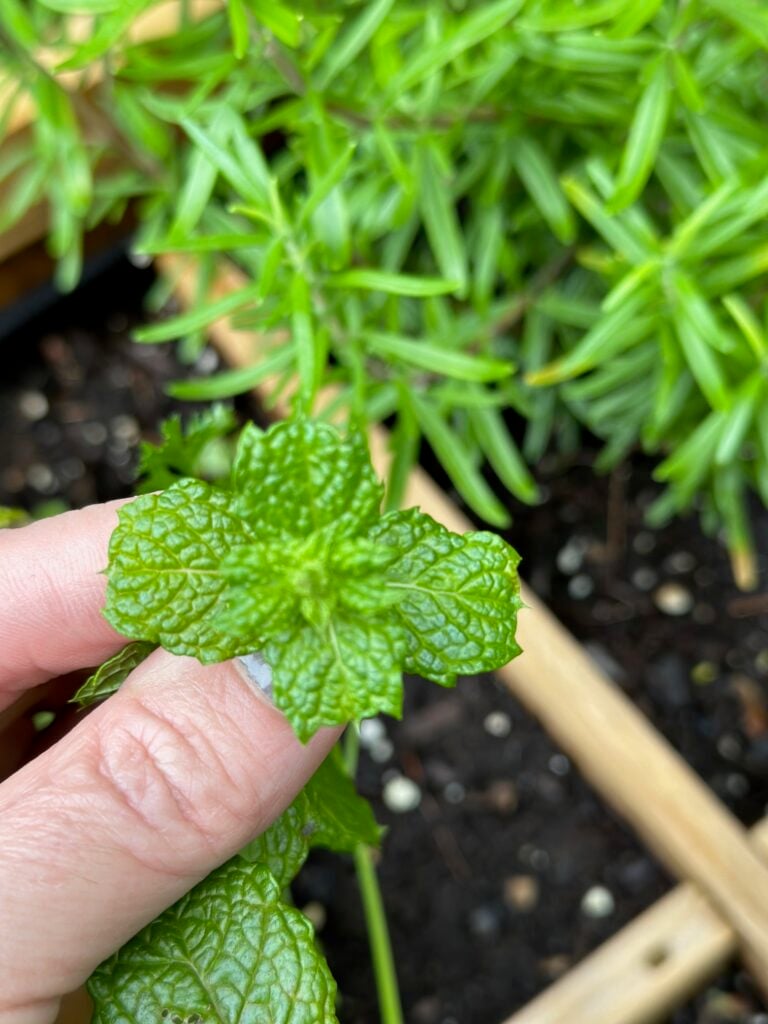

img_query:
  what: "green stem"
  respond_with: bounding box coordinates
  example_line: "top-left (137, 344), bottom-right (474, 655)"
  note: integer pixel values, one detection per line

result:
top-left (343, 725), bottom-right (404, 1024)
top-left (343, 720), bottom-right (361, 774)
top-left (353, 845), bottom-right (404, 1024)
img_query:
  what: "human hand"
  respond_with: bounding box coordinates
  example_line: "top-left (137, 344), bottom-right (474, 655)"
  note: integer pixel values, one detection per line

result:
top-left (0, 501), bottom-right (339, 1024)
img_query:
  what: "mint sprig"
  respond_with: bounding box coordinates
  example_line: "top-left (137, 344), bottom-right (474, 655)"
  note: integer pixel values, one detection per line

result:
top-left (104, 418), bottom-right (522, 741)
top-left (92, 415), bottom-right (522, 1018)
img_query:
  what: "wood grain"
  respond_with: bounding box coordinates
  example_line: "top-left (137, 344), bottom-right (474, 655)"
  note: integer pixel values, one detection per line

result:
top-left (505, 882), bottom-right (733, 1024)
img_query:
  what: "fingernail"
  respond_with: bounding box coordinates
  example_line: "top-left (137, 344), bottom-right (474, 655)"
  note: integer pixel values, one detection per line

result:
top-left (235, 651), bottom-right (274, 702)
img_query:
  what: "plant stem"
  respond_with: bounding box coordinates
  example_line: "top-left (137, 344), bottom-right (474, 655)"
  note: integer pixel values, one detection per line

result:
top-left (343, 721), bottom-right (361, 775)
top-left (343, 725), bottom-right (404, 1024)
top-left (491, 245), bottom-right (575, 336)
top-left (354, 844), bottom-right (404, 1024)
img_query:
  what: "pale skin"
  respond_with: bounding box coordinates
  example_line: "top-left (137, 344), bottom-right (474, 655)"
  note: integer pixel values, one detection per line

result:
top-left (0, 500), bottom-right (340, 1024)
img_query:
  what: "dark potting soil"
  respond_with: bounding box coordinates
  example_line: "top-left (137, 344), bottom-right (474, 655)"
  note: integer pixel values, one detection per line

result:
top-left (2, 256), bottom-right (768, 1024)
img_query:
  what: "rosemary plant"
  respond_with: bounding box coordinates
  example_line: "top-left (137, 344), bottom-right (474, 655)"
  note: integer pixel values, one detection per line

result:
top-left (1, 0), bottom-right (767, 578)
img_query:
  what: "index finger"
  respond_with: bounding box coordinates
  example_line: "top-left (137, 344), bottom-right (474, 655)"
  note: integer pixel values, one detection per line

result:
top-left (0, 501), bottom-right (127, 711)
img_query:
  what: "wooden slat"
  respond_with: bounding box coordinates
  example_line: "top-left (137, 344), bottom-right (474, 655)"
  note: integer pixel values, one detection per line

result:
top-left (0, 202), bottom-right (48, 265)
top-left (506, 814), bottom-right (768, 1024)
top-left (163, 256), bottom-right (768, 1009)
top-left (55, 988), bottom-right (92, 1024)
top-left (506, 883), bottom-right (733, 1024)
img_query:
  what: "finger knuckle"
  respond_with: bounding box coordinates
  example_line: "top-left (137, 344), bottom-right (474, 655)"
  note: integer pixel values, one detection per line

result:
top-left (92, 697), bottom-right (252, 874)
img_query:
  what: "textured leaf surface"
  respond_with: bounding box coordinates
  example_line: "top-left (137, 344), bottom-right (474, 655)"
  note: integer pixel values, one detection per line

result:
top-left (265, 615), bottom-right (407, 742)
top-left (217, 540), bottom-right (301, 641)
top-left (240, 751), bottom-right (381, 886)
top-left (88, 860), bottom-right (338, 1024)
top-left (370, 510), bottom-right (523, 684)
top-left (219, 532), bottom-right (399, 639)
top-left (232, 419), bottom-right (383, 539)
top-left (104, 481), bottom-right (255, 662)
top-left (105, 418), bottom-right (523, 739)
top-left (73, 641), bottom-right (156, 707)
top-left (239, 802), bottom-right (310, 889)
top-left (304, 751), bottom-right (383, 851)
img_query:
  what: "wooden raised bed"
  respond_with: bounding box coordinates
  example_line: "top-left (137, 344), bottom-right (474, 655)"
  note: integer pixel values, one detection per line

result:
top-left (3, 12), bottom-right (768, 1020)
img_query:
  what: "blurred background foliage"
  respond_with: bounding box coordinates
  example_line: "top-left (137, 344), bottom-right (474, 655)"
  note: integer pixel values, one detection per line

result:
top-left (1, 0), bottom-right (768, 584)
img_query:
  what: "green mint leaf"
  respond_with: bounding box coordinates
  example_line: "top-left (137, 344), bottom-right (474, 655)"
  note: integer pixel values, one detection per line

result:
top-left (218, 527), bottom-right (407, 737)
top-left (137, 405), bottom-right (237, 493)
top-left (304, 749), bottom-right (383, 851)
top-left (240, 750), bottom-right (381, 887)
top-left (217, 540), bottom-right (301, 640)
top-left (370, 509), bottom-right (523, 685)
top-left (104, 481), bottom-right (255, 662)
top-left (231, 419), bottom-right (384, 539)
top-left (218, 532), bottom-right (399, 639)
top-left (88, 860), bottom-right (338, 1024)
top-left (264, 615), bottom-right (407, 743)
top-left (239, 802), bottom-right (311, 890)
top-left (105, 416), bottom-right (523, 741)
top-left (72, 641), bottom-right (156, 708)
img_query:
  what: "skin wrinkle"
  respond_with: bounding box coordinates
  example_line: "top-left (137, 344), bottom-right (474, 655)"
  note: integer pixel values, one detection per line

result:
top-left (7, 770), bottom-right (205, 901)
top-left (0, 732), bottom-right (112, 874)
top-left (95, 712), bottom-right (222, 862)
top-left (141, 700), bottom-right (248, 825)
top-left (130, 657), bottom-right (292, 833)
top-left (0, 729), bottom-right (197, 899)
top-left (94, 694), bottom-right (257, 865)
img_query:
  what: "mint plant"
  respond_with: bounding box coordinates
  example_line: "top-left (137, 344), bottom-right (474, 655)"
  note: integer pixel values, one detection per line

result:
top-left (79, 414), bottom-right (522, 1021)
top-left (101, 416), bottom-right (522, 740)
top-left (135, 404), bottom-right (238, 492)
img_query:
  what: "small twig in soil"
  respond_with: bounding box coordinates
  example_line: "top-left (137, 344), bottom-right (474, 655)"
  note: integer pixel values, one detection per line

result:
top-left (727, 593), bottom-right (768, 618)
top-left (595, 463), bottom-right (629, 581)
top-left (419, 792), bottom-right (472, 882)
top-left (730, 674), bottom-right (768, 739)
top-left (491, 246), bottom-right (576, 336)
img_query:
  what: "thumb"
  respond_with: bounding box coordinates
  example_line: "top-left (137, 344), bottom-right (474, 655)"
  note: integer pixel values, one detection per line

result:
top-left (0, 649), bottom-right (340, 1024)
